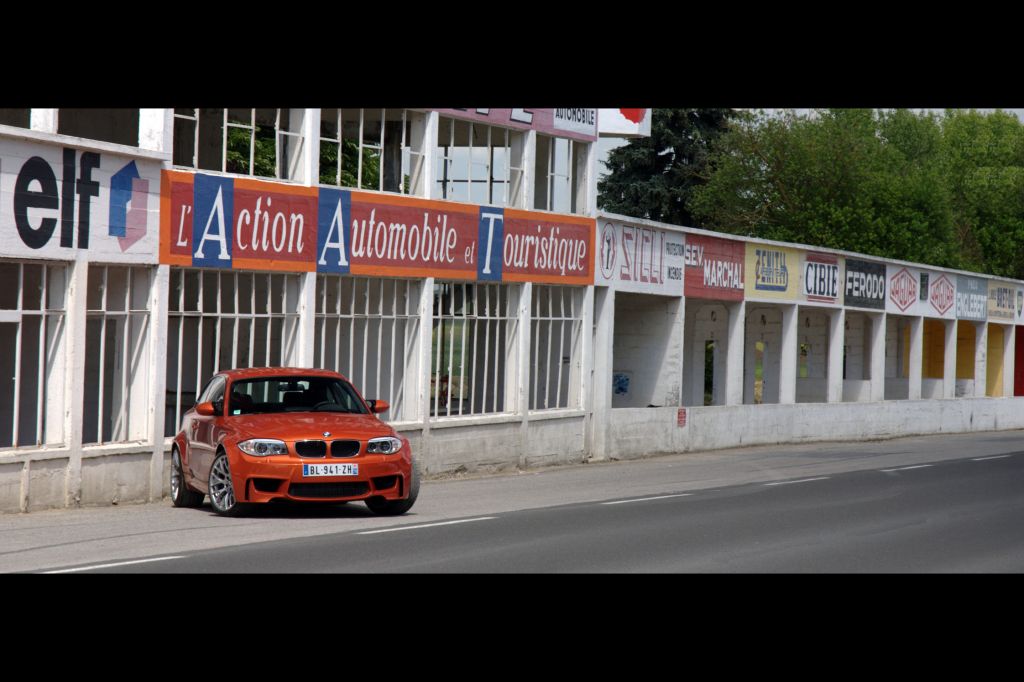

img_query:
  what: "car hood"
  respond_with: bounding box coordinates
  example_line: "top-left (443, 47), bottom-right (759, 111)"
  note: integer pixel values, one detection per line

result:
top-left (227, 412), bottom-right (396, 441)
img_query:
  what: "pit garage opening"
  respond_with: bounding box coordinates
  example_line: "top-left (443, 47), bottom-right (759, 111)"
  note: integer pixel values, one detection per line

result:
top-left (613, 292), bottom-right (683, 408)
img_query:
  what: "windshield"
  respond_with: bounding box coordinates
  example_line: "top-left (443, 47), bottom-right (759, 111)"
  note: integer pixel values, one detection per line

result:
top-left (228, 377), bottom-right (369, 415)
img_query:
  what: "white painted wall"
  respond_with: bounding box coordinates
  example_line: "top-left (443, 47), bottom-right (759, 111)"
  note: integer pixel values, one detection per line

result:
top-left (611, 293), bottom-right (683, 408)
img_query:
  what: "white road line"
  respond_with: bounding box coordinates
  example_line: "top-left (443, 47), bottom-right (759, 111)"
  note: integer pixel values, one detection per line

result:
top-left (43, 556), bottom-right (186, 574)
top-left (764, 477), bottom-right (830, 487)
top-left (602, 494), bottom-right (692, 505)
top-left (357, 517), bottom-right (496, 535)
top-left (880, 464), bottom-right (933, 472)
top-left (973, 455), bottom-right (1011, 461)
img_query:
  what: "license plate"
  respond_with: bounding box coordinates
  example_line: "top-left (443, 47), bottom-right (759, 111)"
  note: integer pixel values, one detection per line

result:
top-left (302, 463), bottom-right (359, 477)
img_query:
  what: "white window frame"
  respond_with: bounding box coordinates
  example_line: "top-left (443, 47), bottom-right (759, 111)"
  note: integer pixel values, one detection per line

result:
top-left (172, 108), bottom-right (304, 180)
top-left (314, 275), bottom-right (421, 422)
top-left (83, 265), bottom-right (153, 445)
top-left (535, 134), bottom-right (587, 214)
top-left (319, 108), bottom-right (422, 194)
top-left (0, 260), bottom-right (66, 450)
top-left (431, 281), bottom-right (518, 419)
top-left (435, 117), bottom-right (524, 208)
top-left (166, 268), bottom-right (301, 436)
top-left (529, 285), bottom-right (584, 411)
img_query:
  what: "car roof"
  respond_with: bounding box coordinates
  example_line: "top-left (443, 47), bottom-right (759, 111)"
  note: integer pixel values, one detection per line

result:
top-left (217, 367), bottom-right (351, 382)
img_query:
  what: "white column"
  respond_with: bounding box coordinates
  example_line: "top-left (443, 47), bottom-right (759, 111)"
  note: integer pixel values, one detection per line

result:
top-left (421, 112), bottom-right (439, 199)
top-left (908, 315), bottom-right (923, 400)
top-left (1004, 324), bottom-right (1015, 397)
top-left (295, 271), bottom-right (318, 367)
top-left (30, 109), bottom-right (57, 133)
top-left (522, 130), bottom-right (537, 210)
top-left (582, 139), bottom-right (598, 216)
top-left (943, 319), bottom-right (957, 399)
top-left (517, 282), bottom-right (532, 468)
top-left (62, 258), bottom-right (89, 508)
top-left (827, 307), bottom-right (845, 403)
top-left (674, 295), bottom-right (685, 406)
top-left (418, 278), bottom-right (434, 431)
top-left (139, 109), bottom-right (172, 153)
top-left (148, 265), bottom-right (170, 501)
top-left (295, 108), bottom-right (319, 186)
top-left (974, 321), bottom-right (988, 397)
top-left (590, 287), bottom-right (615, 460)
top-left (870, 312), bottom-right (886, 402)
top-left (578, 285), bottom-right (595, 412)
top-left (779, 303), bottom-right (798, 404)
top-left (725, 300), bottom-right (746, 405)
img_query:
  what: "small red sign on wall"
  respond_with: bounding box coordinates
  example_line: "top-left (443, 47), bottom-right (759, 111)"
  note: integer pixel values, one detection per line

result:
top-left (677, 408), bottom-right (687, 428)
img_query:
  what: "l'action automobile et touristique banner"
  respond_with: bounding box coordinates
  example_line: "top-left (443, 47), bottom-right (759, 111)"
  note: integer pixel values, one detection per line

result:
top-left (160, 171), bottom-right (594, 286)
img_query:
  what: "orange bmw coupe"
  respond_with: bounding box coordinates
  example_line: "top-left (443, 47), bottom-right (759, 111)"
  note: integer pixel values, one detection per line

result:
top-left (171, 368), bottom-right (418, 517)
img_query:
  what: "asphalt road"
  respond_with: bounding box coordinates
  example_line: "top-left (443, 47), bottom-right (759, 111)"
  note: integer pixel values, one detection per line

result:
top-left (9, 429), bottom-right (1024, 573)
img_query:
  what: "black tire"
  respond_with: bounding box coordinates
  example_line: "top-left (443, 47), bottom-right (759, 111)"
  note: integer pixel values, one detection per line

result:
top-left (170, 447), bottom-right (205, 508)
top-left (208, 451), bottom-right (250, 517)
top-left (365, 460), bottom-right (419, 516)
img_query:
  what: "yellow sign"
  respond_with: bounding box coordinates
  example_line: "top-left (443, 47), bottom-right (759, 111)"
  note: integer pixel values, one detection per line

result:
top-left (745, 244), bottom-right (801, 300)
top-left (988, 281), bottom-right (1015, 322)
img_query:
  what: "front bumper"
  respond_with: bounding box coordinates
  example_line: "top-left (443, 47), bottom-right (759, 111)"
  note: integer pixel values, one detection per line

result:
top-left (232, 453), bottom-right (412, 503)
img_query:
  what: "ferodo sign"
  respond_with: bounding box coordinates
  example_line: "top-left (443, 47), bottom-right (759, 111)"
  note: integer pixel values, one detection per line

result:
top-left (1, 137), bottom-right (161, 263)
top-left (596, 220), bottom-right (684, 295)
top-left (161, 171), bottom-right (594, 285)
top-left (844, 258), bottom-right (886, 309)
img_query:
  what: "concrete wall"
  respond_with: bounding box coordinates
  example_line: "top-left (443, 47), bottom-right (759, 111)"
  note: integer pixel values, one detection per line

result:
top-left (603, 397), bottom-right (1024, 461)
top-left (397, 414), bottom-right (586, 476)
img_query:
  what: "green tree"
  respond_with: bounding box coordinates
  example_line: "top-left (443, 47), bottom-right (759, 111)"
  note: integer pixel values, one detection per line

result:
top-left (598, 108), bottom-right (738, 225)
top-left (940, 109), bottom-right (1024, 277)
top-left (689, 108), bottom-right (962, 269)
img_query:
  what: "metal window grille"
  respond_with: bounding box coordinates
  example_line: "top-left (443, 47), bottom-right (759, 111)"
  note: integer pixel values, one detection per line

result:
top-left (529, 286), bottom-right (583, 411)
top-left (0, 261), bottom-right (67, 449)
top-left (319, 109), bottom-right (422, 194)
top-left (435, 117), bottom-right (523, 207)
top-left (431, 282), bottom-right (518, 418)
top-left (83, 266), bottom-right (153, 445)
top-left (165, 269), bottom-right (300, 436)
top-left (173, 108), bottom-right (303, 180)
top-left (314, 276), bottom-right (421, 422)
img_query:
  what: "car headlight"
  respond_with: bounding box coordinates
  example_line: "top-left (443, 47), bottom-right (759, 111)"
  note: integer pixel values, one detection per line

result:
top-left (238, 439), bottom-right (288, 456)
top-left (366, 436), bottom-right (402, 454)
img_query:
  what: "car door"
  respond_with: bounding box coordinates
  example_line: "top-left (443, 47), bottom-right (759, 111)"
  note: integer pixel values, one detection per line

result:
top-left (189, 375), bottom-right (226, 484)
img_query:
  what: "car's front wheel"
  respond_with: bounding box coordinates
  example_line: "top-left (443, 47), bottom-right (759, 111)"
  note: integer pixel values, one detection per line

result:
top-left (365, 460), bottom-right (419, 516)
top-left (170, 448), bottom-right (205, 508)
top-left (208, 451), bottom-right (249, 517)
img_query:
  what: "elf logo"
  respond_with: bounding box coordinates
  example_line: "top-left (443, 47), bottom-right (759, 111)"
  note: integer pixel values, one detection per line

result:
top-left (10, 148), bottom-right (147, 252)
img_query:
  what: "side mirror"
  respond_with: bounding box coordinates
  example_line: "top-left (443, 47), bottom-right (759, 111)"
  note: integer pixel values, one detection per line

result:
top-left (195, 401), bottom-right (217, 417)
top-left (368, 399), bottom-right (390, 414)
